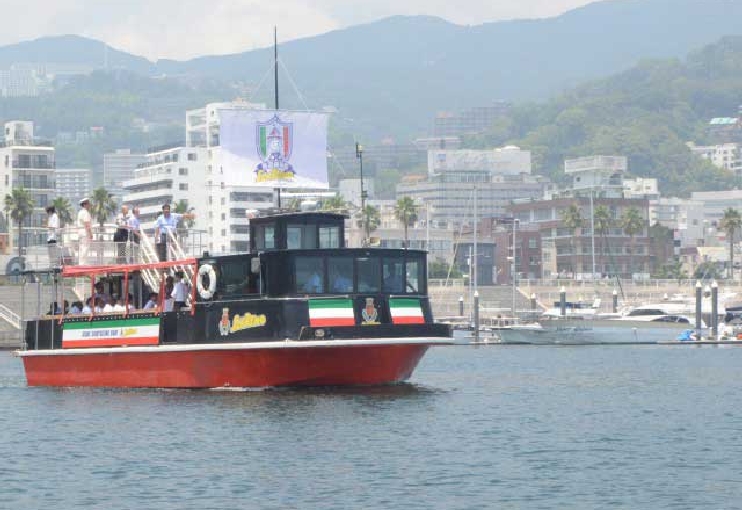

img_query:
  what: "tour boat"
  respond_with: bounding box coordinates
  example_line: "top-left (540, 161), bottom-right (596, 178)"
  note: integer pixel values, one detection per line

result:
top-left (15, 212), bottom-right (451, 388)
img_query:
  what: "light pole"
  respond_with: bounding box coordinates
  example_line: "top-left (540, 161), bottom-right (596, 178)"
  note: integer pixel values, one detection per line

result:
top-left (512, 218), bottom-right (519, 318)
top-left (355, 142), bottom-right (368, 247)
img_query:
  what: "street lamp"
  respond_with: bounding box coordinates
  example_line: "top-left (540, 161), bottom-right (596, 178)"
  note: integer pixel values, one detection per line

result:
top-left (355, 142), bottom-right (368, 247)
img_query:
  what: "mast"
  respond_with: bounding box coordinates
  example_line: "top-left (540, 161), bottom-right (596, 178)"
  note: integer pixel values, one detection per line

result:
top-left (473, 186), bottom-right (478, 301)
top-left (274, 26), bottom-right (279, 111)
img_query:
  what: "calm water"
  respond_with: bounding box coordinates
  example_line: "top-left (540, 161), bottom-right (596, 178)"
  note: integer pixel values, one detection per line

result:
top-left (2, 345), bottom-right (742, 509)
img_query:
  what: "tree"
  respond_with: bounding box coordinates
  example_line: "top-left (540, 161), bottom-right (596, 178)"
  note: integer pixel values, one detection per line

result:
top-left (4, 187), bottom-right (34, 257)
top-left (321, 194), bottom-right (348, 212)
top-left (174, 199), bottom-right (195, 228)
top-left (52, 197), bottom-right (73, 227)
top-left (621, 206), bottom-right (645, 276)
top-left (593, 204), bottom-right (612, 275)
top-left (560, 203), bottom-right (583, 277)
top-left (360, 204), bottom-right (380, 233)
top-left (719, 207), bottom-right (742, 279)
top-left (91, 187), bottom-right (117, 238)
top-left (395, 197), bottom-right (418, 249)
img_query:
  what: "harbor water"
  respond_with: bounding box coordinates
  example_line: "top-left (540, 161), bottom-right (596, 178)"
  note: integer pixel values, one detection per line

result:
top-left (2, 344), bottom-right (742, 509)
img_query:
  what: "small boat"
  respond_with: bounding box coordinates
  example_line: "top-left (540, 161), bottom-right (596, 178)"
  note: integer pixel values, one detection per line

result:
top-left (15, 212), bottom-right (451, 388)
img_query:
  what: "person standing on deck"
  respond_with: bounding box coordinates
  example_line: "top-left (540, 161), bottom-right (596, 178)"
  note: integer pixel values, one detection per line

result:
top-left (171, 270), bottom-right (189, 311)
top-left (76, 198), bottom-right (93, 265)
top-left (114, 205), bottom-right (132, 263)
top-left (154, 203), bottom-right (195, 261)
top-left (46, 206), bottom-right (59, 267)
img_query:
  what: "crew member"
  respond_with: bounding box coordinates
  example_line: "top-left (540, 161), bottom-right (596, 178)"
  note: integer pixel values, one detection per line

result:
top-left (76, 198), bottom-right (93, 264)
top-left (154, 203), bottom-right (195, 261)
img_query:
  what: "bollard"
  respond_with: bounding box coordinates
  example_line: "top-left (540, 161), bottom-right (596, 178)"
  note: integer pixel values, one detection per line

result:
top-left (459, 296), bottom-right (464, 317)
top-left (695, 280), bottom-right (702, 339)
top-left (711, 280), bottom-right (718, 340)
top-left (559, 286), bottom-right (566, 317)
top-left (474, 291), bottom-right (480, 344)
top-left (530, 293), bottom-right (537, 310)
top-left (612, 289), bottom-right (618, 314)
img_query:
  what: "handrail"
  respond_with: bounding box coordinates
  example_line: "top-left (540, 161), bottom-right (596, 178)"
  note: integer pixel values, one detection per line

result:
top-left (0, 303), bottom-right (21, 329)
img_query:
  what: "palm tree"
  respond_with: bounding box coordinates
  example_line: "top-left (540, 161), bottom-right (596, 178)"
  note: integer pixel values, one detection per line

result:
top-left (4, 187), bottom-right (34, 257)
top-left (720, 207), bottom-right (742, 279)
top-left (361, 204), bottom-right (380, 233)
top-left (174, 199), bottom-right (195, 228)
top-left (321, 194), bottom-right (347, 212)
top-left (52, 197), bottom-right (73, 227)
top-left (560, 203), bottom-right (583, 277)
top-left (593, 205), bottom-right (612, 275)
top-left (621, 206), bottom-right (645, 277)
top-left (91, 187), bottom-right (117, 239)
top-left (395, 197), bottom-right (418, 249)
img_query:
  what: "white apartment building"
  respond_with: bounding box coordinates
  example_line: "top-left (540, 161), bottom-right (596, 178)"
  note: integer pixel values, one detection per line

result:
top-left (688, 142), bottom-right (742, 175)
top-left (0, 121), bottom-right (55, 250)
top-left (55, 168), bottom-right (91, 207)
top-left (103, 148), bottom-right (147, 199)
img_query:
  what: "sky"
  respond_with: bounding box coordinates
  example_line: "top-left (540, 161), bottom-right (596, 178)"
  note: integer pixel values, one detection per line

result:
top-left (0, 0), bottom-right (600, 61)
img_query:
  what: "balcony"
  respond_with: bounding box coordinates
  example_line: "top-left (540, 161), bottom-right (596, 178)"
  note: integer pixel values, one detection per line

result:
top-left (0, 139), bottom-right (53, 149)
top-left (12, 161), bottom-right (55, 169)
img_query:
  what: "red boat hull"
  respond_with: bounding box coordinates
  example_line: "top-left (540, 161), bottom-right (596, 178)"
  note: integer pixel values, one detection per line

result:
top-left (20, 342), bottom-right (434, 388)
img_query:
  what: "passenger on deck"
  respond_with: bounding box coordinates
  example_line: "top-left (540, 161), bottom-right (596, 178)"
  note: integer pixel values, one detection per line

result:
top-left (171, 271), bottom-right (189, 311)
top-left (143, 292), bottom-right (158, 310)
top-left (112, 299), bottom-right (126, 313)
top-left (69, 301), bottom-right (82, 314)
top-left (331, 270), bottom-right (352, 293)
top-left (77, 198), bottom-right (93, 264)
top-left (82, 298), bottom-right (93, 314)
top-left (94, 297), bottom-right (105, 313)
top-left (102, 298), bottom-right (114, 313)
top-left (63, 300), bottom-right (69, 314)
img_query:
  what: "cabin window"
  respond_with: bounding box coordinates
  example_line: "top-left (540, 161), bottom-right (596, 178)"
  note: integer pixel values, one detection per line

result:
top-left (218, 258), bottom-right (259, 296)
top-left (255, 226), bottom-right (275, 250)
top-left (382, 257), bottom-right (405, 293)
top-left (288, 224), bottom-right (318, 249)
top-left (295, 256), bottom-right (324, 293)
top-left (328, 256), bottom-right (354, 293)
top-left (406, 259), bottom-right (423, 294)
top-left (357, 257), bottom-right (380, 293)
top-left (319, 226), bottom-right (340, 248)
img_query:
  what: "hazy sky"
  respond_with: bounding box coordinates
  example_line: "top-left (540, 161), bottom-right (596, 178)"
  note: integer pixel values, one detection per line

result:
top-left (3, 0), bottom-right (599, 60)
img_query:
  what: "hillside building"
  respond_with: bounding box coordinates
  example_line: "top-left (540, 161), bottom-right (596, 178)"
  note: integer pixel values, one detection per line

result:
top-left (687, 142), bottom-right (742, 176)
top-left (432, 103), bottom-right (511, 137)
top-left (55, 168), bottom-right (91, 208)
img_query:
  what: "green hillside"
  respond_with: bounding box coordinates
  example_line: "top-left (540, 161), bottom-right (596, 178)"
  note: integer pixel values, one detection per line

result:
top-left (463, 37), bottom-right (742, 196)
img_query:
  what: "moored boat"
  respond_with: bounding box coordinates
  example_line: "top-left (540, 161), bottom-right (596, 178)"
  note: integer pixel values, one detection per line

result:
top-left (15, 212), bottom-right (451, 388)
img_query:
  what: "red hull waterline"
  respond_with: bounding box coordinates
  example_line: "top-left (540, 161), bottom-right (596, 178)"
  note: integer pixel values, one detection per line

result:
top-left (18, 338), bottom-right (445, 388)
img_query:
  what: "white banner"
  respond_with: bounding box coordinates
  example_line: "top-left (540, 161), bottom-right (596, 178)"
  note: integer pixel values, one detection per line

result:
top-left (220, 110), bottom-right (329, 188)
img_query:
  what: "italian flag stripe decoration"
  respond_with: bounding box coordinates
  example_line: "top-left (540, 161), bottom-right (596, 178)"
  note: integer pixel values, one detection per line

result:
top-left (308, 299), bottom-right (355, 327)
top-left (62, 317), bottom-right (160, 348)
top-left (389, 298), bottom-right (425, 324)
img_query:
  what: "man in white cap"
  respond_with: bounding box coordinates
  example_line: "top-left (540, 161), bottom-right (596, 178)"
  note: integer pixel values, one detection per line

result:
top-left (77, 198), bottom-right (93, 264)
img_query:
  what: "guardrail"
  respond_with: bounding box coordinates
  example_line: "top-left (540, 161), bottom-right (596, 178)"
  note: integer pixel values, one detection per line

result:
top-left (0, 303), bottom-right (20, 329)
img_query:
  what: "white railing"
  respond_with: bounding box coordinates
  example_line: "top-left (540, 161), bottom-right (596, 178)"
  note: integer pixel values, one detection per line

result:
top-left (0, 303), bottom-right (20, 329)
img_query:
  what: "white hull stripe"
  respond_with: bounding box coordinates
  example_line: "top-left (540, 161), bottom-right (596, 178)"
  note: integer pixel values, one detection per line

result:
top-left (16, 337), bottom-right (453, 357)
top-left (308, 308), bottom-right (355, 319)
top-left (390, 306), bottom-right (424, 317)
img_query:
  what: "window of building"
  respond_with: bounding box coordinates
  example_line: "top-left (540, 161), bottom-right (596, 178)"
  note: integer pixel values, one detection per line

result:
top-left (288, 225), bottom-right (318, 249)
top-left (528, 238), bottom-right (537, 249)
top-left (221, 213), bottom-right (226, 220)
top-left (179, 183), bottom-right (188, 190)
top-left (187, 153), bottom-right (197, 161)
top-left (179, 168), bottom-right (188, 176)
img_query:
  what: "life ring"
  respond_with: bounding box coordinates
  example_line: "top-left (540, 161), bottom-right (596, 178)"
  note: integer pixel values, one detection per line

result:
top-left (197, 264), bottom-right (217, 300)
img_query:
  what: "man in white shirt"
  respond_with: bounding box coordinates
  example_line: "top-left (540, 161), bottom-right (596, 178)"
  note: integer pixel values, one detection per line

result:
top-left (154, 203), bottom-right (195, 261)
top-left (143, 292), bottom-right (158, 310)
top-left (77, 198), bottom-right (93, 264)
top-left (46, 206), bottom-right (59, 266)
top-left (114, 205), bottom-right (131, 263)
top-left (171, 271), bottom-right (189, 311)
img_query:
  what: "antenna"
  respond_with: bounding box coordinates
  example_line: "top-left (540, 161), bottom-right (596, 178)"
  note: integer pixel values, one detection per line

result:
top-left (274, 27), bottom-right (279, 110)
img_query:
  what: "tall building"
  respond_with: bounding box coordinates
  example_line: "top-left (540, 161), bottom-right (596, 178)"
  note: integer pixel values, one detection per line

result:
top-left (432, 103), bottom-right (511, 137)
top-left (55, 168), bottom-right (91, 207)
top-left (103, 149), bottom-right (147, 199)
top-left (687, 142), bottom-right (742, 176)
top-left (397, 146), bottom-right (545, 228)
top-left (0, 121), bottom-right (55, 250)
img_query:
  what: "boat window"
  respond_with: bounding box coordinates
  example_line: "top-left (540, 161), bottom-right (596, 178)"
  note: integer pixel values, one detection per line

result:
top-left (288, 224), bottom-right (317, 249)
top-left (357, 257), bottom-right (380, 293)
top-left (218, 257), bottom-right (259, 296)
top-left (319, 226), bottom-right (340, 248)
top-left (406, 258), bottom-right (425, 294)
top-left (295, 256), bottom-right (324, 293)
top-left (254, 225), bottom-right (275, 250)
top-left (382, 257), bottom-right (405, 293)
top-left (328, 256), bottom-right (354, 293)
top-left (627, 308), bottom-right (665, 316)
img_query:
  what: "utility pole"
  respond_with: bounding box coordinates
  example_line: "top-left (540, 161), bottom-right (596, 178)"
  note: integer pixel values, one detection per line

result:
top-left (355, 142), bottom-right (367, 246)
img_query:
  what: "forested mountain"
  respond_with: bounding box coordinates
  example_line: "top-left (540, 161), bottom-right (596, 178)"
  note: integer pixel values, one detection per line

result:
top-left (1, 0), bottom-right (741, 139)
top-left (462, 36), bottom-right (742, 196)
